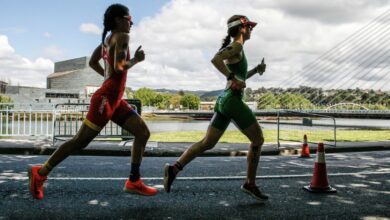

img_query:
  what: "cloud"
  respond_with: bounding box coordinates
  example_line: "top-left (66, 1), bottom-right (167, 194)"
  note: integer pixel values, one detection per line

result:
top-left (79, 23), bottom-right (101, 35)
top-left (43, 45), bottom-right (66, 61)
top-left (0, 36), bottom-right (15, 56)
top-left (0, 35), bottom-right (54, 88)
top-left (126, 0), bottom-right (390, 91)
top-left (43, 32), bottom-right (51, 38)
top-left (264, 0), bottom-right (390, 24)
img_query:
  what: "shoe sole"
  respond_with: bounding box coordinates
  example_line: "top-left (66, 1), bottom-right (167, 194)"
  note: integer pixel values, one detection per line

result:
top-left (28, 166), bottom-right (43, 200)
top-left (240, 186), bottom-right (268, 202)
top-left (163, 163), bottom-right (170, 193)
top-left (123, 187), bottom-right (156, 196)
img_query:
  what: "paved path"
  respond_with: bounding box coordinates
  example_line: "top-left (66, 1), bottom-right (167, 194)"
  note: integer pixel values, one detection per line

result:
top-left (1, 151), bottom-right (389, 219)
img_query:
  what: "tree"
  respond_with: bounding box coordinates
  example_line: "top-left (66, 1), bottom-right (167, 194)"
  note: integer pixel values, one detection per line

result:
top-left (201, 96), bottom-right (217, 102)
top-left (125, 88), bottom-right (134, 99)
top-left (257, 92), bottom-right (278, 109)
top-left (155, 93), bottom-right (172, 109)
top-left (134, 88), bottom-right (157, 106)
top-left (169, 94), bottom-right (182, 109)
top-left (244, 88), bottom-right (253, 101)
top-left (180, 93), bottom-right (200, 110)
top-left (0, 95), bottom-right (12, 103)
top-left (279, 93), bottom-right (312, 109)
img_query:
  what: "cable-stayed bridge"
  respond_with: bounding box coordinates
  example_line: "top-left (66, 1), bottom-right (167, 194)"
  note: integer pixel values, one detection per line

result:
top-left (257, 8), bottom-right (390, 109)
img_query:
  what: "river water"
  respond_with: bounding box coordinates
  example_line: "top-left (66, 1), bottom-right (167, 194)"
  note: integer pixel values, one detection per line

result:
top-left (1, 118), bottom-right (388, 136)
top-left (144, 118), bottom-right (390, 133)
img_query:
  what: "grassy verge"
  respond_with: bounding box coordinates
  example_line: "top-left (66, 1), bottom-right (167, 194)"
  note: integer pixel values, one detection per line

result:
top-left (150, 129), bottom-right (390, 143)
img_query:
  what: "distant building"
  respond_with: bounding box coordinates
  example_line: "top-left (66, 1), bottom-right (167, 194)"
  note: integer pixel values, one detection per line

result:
top-left (199, 101), bottom-right (215, 111)
top-left (4, 57), bottom-right (123, 106)
top-left (246, 101), bottom-right (257, 111)
top-left (5, 85), bottom-right (83, 104)
top-left (47, 57), bottom-right (103, 90)
top-left (0, 81), bottom-right (7, 94)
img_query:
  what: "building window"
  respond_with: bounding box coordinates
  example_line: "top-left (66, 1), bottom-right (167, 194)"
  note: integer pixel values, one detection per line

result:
top-left (45, 93), bottom-right (79, 99)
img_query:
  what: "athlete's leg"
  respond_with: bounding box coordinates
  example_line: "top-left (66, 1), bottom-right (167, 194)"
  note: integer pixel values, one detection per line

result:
top-left (39, 123), bottom-right (100, 176)
top-left (222, 96), bottom-right (263, 184)
top-left (120, 113), bottom-right (150, 165)
top-left (28, 123), bottom-right (100, 200)
top-left (164, 112), bottom-right (228, 192)
top-left (240, 122), bottom-right (264, 185)
top-left (177, 125), bottom-right (224, 167)
top-left (39, 93), bottom-right (109, 176)
top-left (239, 122), bottom-right (268, 201)
top-left (224, 97), bottom-right (268, 200)
top-left (113, 107), bottom-right (157, 196)
top-left (28, 92), bottom-right (109, 199)
top-left (232, 105), bottom-right (267, 200)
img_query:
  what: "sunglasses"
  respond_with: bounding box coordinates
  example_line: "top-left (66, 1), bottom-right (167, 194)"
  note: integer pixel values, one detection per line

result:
top-left (243, 24), bottom-right (253, 31)
top-left (123, 16), bottom-right (133, 25)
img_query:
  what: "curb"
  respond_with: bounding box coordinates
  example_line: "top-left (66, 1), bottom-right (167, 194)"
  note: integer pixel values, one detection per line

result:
top-left (0, 147), bottom-right (281, 157)
top-left (1, 145), bottom-right (389, 157)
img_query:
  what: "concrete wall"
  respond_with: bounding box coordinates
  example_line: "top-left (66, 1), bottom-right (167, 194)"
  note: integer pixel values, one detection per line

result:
top-left (54, 57), bottom-right (88, 72)
top-left (47, 68), bottom-right (103, 90)
top-left (6, 86), bottom-right (46, 96)
top-left (48, 56), bottom-right (104, 90)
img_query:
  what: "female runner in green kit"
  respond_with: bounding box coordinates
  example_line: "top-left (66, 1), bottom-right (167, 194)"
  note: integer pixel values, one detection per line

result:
top-left (164, 15), bottom-right (268, 201)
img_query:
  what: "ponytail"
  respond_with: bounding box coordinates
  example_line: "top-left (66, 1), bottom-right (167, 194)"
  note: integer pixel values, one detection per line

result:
top-left (220, 35), bottom-right (231, 50)
top-left (102, 27), bottom-right (108, 46)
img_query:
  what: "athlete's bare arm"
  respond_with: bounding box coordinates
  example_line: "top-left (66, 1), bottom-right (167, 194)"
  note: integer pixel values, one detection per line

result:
top-left (211, 42), bottom-right (243, 79)
top-left (247, 68), bottom-right (257, 79)
top-left (211, 42), bottom-right (246, 90)
top-left (247, 58), bottom-right (266, 79)
top-left (113, 33), bottom-right (144, 73)
top-left (89, 45), bottom-right (104, 77)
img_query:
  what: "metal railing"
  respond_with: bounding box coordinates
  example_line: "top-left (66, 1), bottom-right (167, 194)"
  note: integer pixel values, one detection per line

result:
top-left (52, 103), bottom-right (137, 143)
top-left (0, 102), bottom-right (140, 144)
top-left (0, 104), bottom-right (53, 137)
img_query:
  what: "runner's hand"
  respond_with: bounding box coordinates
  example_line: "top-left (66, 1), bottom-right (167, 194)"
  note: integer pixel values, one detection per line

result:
top-left (134, 46), bottom-right (145, 62)
top-left (256, 58), bottom-right (266, 75)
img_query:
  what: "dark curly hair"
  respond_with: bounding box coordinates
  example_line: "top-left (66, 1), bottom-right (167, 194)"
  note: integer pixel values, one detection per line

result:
top-left (102, 4), bottom-right (129, 45)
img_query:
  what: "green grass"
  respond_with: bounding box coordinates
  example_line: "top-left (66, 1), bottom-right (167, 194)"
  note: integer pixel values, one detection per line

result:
top-left (150, 129), bottom-right (390, 143)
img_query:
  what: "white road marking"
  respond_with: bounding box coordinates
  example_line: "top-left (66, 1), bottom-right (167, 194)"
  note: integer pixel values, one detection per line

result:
top-left (1, 171), bottom-right (390, 181)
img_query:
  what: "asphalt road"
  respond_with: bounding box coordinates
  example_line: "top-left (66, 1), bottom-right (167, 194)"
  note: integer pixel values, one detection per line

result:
top-left (0, 151), bottom-right (389, 219)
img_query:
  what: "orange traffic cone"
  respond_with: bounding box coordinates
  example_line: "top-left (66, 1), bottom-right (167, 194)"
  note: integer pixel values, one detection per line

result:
top-left (300, 134), bottom-right (310, 158)
top-left (303, 143), bottom-right (336, 193)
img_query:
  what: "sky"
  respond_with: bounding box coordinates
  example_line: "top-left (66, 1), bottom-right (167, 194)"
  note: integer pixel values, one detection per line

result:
top-left (0, 0), bottom-right (389, 91)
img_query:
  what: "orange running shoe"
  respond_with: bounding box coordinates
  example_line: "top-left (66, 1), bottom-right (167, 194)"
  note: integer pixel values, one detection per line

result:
top-left (28, 165), bottom-right (47, 200)
top-left (123, 179), bottom-right (158, 196)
